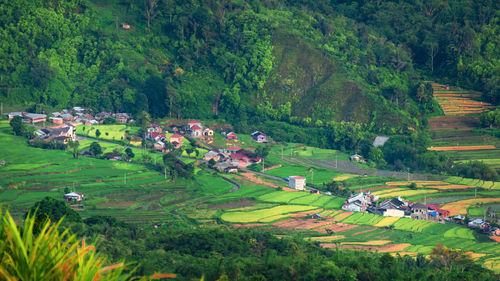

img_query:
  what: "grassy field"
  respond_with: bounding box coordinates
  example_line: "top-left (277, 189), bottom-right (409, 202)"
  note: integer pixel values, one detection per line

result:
top-left (0, 120), bottom-right (229, 223)
top-left (76, 124), bottom-right (141, 142)
top-left (269, 143), bottom-right (350, 160)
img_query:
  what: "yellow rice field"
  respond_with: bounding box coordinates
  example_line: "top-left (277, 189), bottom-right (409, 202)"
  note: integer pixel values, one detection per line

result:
top-left (374, 189), bottom-right (438, 198)
top-left (333, 175), bottom-right (355, 181)
top-left (426, 184), bottom-right (475, 190)
top-left (309, 236), bottom-right (345, 242)
top-left (484, 257), bottom-right (500, 272)
top-left (378, 243), bottom-right (412, 253)
top-left (386, 181), bottom-right (449, 186)
top-left (372, 188), bottom-right (406, 195)
top-left (341, 240), bottom-right (392, 246)
top-left (374, 217), bottom-right (400, 227)
top-left (441, 198), bottom-right (500, 216)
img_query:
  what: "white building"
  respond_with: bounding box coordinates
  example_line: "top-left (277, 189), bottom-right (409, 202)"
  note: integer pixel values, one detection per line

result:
top-left (289, 176), bottom-right (306, 190)
top-left (383, 208), bottom-right (405, 217)
top-left (64, 192), bottom-right (84, 202)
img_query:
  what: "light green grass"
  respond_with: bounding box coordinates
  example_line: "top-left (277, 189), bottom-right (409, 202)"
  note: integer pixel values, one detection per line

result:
top-left (468, 208), bottom-right (486, 216)
top-left (76, 124), bottom-right (140, 142)
top-left (196, 173), bottom-right (234, 195)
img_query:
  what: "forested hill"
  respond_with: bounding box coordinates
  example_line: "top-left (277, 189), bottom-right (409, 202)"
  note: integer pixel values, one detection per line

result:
top-left (0, 0), bottom-right (498, 133)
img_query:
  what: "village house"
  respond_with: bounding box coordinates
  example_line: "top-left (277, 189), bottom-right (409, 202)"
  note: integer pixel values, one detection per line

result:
top-left (202, 127), bottom-right (214, 138)
top-left (342, 192), bottom-right (378, 212)
top-left (49, 126), bottom-right (76, 141)
top-left (23, 113), bottom-right (47, 123)
top-left (103, 152), bottom-right (122, 161)
top-left (121, 23), bottom-right (130, 29)
top-left (222, 146), bottom-right (241, 156)
top-left (226, 132), bottom-right (238, 141)
top-left (214, 161), bottom-right (239, 173)
top-left (468, 218), bottom-right (485, 229)
top-left (147, 132), bottom-right (166, 142)
top-left (64, 192), bottom-right (85, 202)
top-left (204, 151), bottom-right (221, 161)
top-left (289, 176), bottom-right (306, 190)
top-left (49, 117), bottom-right (63, 124)
top-left (187, 120), bottom-right (201, 128)
top-left (383, 208), bottom-right (406, 217)
top-left (251, 131), bottom-right (267, 143)
top-left (349, 153), bottom-right (365, 163)
top-left (410, 203), bottom-right (428, 220)
top-left (8, 112), bottom-right (23, 120)
top-left (147, 124), bottom-right (162, 133)
top-left (154, 141), bottom-right (165, 151)
top-left (114, 113), bottom-right (130, 123)
top-left (230, 149), bottom-right (262, 168)
top-left (169, 134), bottom-right (184, 149)
top-left (73, 107), bottom-right (85, 113)
top-left (188, 124), bottom-right (203, 138)
top-left (60, 113), bottom-right (74, 121)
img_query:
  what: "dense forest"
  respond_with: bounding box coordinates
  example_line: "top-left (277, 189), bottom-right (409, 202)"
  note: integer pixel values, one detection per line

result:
top-left (15, 197), bottom-right (498, 280)
top-left (1, 0), bottom-right (498, 132)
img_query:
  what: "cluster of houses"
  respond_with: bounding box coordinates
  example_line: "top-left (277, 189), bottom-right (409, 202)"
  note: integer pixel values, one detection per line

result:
top-left (145, 124), bottom-right (184, 152)
top-left (452, 215), bottom-right (500, 237)
top-left (342, 192), bottom-right (451, 223)
top-left (7, 107), bottom-right (134, 126)
top-left (204, 145), bottom-right (262, 173)
top-left (31, 125), bottom-right (77, 144)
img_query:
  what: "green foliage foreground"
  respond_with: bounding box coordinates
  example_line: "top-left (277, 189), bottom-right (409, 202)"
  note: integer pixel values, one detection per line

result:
top-left (0, 208), bottom-right (175, 280)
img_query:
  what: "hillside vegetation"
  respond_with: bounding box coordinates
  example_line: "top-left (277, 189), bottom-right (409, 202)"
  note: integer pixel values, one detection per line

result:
top-left (1, 0), bottom-right (498, 134)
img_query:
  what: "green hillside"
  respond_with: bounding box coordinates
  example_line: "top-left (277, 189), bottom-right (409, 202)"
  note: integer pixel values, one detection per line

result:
top-left (2, 0), bottom-right (497, 134)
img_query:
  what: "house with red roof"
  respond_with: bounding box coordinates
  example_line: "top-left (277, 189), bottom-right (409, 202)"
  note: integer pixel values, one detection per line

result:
top-left (188, 124), bottom-right (202, 138)
top-left (187, 120), bottom-right (201, 128)
top-left (170, 134), bottom-right (184, 149)
top-left (222, 146), bottom-right (242, 155)
top-left (147, 124), bottom-right (162, 133)
top-left (226, 132), bottom-right (238, 141)
top-left (230, 149), bottom-right (261, 168)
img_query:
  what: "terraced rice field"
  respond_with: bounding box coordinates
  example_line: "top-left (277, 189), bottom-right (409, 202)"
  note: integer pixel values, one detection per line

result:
top-left (374, 217), bottom-right (400, 227)
top-left (257, 191), bottom-right (345, 209)
top-left (446, 176), bottom-right (500, 190)
top-left (372, 188), bottom-right (438, 198)
top-left (428, 145), bottom-right (495, 151)
top-left (430, 83), bottom-right (494, 116)
top-left (220, 205), bottom-right (316, 223)
top-left (441, 198), bottom-right (500, 216)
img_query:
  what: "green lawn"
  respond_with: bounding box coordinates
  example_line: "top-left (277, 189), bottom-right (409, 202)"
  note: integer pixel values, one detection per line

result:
top-left (76, 124), bottom-right (141, 142)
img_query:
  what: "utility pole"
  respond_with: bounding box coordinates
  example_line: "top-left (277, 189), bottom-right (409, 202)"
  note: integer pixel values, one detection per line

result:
top-left (164, 168), bottom-right (167, 179)
top-left (335, 153), bottom-right (338, 169)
